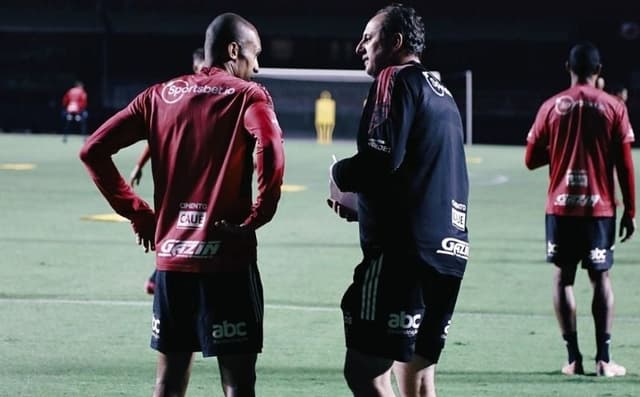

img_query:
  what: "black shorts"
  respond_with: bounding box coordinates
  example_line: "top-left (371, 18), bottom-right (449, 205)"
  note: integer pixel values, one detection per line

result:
top-left (545, 215), bottom-right (615, 271)
top-left (341, 252), bottom-right (462, 363)
top-left (150, 264), bottom-right (263, 357)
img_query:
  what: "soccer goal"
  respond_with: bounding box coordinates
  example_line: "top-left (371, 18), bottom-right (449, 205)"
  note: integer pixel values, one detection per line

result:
top-left (256, 67), bottom-right (473, 145)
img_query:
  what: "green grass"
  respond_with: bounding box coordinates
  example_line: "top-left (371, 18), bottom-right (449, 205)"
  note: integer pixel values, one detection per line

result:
top-left (1, 132), bottom-right (639, 396)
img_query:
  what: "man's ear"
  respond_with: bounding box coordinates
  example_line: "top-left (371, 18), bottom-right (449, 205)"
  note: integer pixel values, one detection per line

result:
top-left (392, 32), bottom-right (404, 52)
top-left (227, 42), bottom-right (240, 60)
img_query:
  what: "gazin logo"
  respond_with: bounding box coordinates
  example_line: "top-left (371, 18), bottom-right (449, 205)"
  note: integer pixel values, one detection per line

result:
top-left (436, 237), bottom-right (469, 260)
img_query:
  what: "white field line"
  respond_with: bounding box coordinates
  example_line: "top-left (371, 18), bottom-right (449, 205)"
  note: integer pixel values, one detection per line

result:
top-left (1, 297), bottom-right (639, 322)
top-left (0, 297), bottom-right (333, 311)
top-left (470, 174), bottom-right (509, 186)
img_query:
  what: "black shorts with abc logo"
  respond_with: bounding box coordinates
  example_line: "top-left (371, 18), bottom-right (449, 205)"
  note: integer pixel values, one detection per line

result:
top-left (545, 215), bottom-right (615, 271)
top-left (341, 252), bottom-right (462, 363)
top-left (150, 264), bottom-right (263, 357)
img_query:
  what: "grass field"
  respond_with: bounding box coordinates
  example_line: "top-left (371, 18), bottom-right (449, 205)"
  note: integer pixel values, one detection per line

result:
top-left (1, 132), bottom-right (639, 396)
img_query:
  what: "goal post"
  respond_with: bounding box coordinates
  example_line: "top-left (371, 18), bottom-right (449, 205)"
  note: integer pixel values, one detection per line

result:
top-left (465, 70), bottom-right (473, 146)
top-left (256, 67), bottom-right (472, 144)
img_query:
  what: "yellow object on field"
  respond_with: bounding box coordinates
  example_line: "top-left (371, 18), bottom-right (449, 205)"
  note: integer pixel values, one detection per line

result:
top-left (281, 184), bottom-right (307, 192)
top-left (81, 213), bottom-right (128, 222)
top-left (315, 91), bottom-right (336, 144)
top-left (0, 163), bottom-right (36, 171)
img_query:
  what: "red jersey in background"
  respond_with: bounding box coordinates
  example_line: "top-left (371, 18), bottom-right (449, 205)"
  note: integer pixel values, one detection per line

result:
top-left (63, 86), bottom-right (88, 113)
top-left (526, 84), bottom-right (635, 218)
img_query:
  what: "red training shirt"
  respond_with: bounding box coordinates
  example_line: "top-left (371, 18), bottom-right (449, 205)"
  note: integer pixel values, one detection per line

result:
top-left (63, 86), bottom-right (88, 113)
top-left (526, 84), bottom-right (635, 218)
top-left (80, 67), bottom-right (285, 272)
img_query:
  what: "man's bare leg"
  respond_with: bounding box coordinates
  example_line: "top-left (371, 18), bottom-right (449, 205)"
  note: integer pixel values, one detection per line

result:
top-left (217, 353), bottom-right (258, 397)
top-left (588, 269), bottom-right (626, 377)
top-left (344, 348), bottom-right (395, 396)
top-left (153, 352), bottom-right (194, 397)
top-left (552, 266), bottom-right (583, 375)
top-left (393, 354), bottom-right (436, 397)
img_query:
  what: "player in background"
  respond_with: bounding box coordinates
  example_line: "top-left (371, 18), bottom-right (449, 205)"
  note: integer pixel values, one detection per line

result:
top-left (80, 13), bottom-right (284, 396)
top-left (607, 82), bottom-right (629, 103)
top-left (129, 47), bottom-right (206, 295)
top-left (329, 5), bottom-right (469, 396)
top-left (192, 47), bottom-right (206, 74)
top-left (61, 81), bottom-right (88, 142)
top-left (525, 43), bottom-right (635, 377)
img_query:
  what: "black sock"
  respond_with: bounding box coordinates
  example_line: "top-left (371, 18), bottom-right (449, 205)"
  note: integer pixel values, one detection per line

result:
top-left (596, 332), bottom-right (611, 362)
top-left (563, 332), bottom-right (582, 363)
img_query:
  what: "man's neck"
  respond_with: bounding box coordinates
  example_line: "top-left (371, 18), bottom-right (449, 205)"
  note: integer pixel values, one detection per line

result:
top-left (397, 54), bottom-right (421, 65)
top-left (570, 73), bottom-right (597, 87)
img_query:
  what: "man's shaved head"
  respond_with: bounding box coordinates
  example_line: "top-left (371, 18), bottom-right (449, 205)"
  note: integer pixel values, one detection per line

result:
top-left (204, 13), bottom-right (258, 66)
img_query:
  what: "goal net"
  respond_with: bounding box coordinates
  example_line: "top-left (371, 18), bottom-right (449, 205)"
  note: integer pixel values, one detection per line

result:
top-left (255, 68), bottom-right (473, 144)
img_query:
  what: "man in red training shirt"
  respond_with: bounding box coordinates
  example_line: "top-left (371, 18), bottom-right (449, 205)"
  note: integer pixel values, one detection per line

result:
top-left (80, 13), bottom-right (284, 396)
top-left (62, 81), bottom-right (88, 142)
top-left (525, 42), bottom-right (635, 377)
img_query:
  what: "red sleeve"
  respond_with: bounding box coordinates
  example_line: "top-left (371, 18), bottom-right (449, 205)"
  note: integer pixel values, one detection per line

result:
top-left (615, 142), bottom-right (636, 218)
top-left (525, 103), bottom-right (550, 170)
top-left (525, 140), bottom-right (549, 170)
top-left (62, 91), bottom-right (69, 107)
top-left (78, 99), bottom-right (155, 232)
top-left (241, 101), bottom-right (285, 229)
top-left (136, 144), bottom-right (151, 167)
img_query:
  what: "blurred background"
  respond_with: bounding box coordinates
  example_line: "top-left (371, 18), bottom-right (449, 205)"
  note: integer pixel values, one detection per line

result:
top-left (1, 0), bottom-right (639, 144)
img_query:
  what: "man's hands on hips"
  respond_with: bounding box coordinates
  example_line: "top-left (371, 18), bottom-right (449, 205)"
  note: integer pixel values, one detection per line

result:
top-left (132, 212), bottom-right (156, 252)
top-left (214, 220), bottom-right (254, 236)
